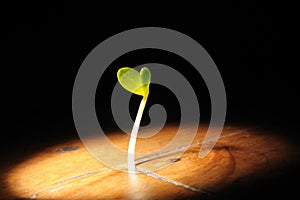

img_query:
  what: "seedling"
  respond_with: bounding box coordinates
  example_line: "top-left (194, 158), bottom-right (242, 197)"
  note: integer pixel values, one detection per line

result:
top-left (117, 67), bottom-right (151, 173)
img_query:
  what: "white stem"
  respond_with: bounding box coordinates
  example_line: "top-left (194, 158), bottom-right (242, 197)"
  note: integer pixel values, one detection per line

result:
top-left (128, 93), bottom-right (148, 173)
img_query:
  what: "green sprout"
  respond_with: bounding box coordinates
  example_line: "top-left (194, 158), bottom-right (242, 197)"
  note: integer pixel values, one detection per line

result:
top-left (117, 67), bottom-right (151, 173)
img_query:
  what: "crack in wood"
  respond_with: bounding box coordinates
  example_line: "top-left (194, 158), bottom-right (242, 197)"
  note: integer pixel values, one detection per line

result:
top-left (136, 167), bottom-right (210, 195)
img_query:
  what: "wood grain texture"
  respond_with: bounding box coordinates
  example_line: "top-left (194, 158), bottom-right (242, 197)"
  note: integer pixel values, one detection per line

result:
top-left (1, 125), bottom-right (299, 199)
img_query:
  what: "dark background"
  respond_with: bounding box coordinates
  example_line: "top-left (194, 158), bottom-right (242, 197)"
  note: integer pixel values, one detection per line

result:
top-left (2, 2), bottom-right (297, 140)
top-left (1, 2), bottom-right (298, 200)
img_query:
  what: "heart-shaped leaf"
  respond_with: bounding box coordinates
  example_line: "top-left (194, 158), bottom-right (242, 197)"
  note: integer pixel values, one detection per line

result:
top-left (117, 67), bottom-right (151, 96)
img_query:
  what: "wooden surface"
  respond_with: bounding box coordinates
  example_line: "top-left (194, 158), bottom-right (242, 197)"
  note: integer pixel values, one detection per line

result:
top-left (1, 125), bottom-right (299, 199)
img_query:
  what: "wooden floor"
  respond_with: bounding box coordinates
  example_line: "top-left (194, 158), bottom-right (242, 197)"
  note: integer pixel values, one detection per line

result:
top-left (1, 125), bottom-right (299, 199)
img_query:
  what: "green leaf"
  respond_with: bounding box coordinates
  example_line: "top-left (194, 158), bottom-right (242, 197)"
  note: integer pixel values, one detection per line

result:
top-left (117, 67), bottom-right (151, 96)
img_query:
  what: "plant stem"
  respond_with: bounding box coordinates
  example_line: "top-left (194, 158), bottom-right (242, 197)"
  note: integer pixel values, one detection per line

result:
top-left (128, 93), bottom-right (148, 173)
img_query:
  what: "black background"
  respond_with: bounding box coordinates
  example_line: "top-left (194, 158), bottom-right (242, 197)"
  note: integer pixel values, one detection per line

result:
top-left (1, 2), bottom-right (298, 200)
top-left (2, 2), bottom-right (297, 141)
